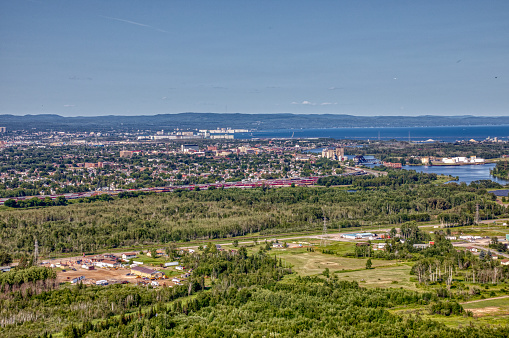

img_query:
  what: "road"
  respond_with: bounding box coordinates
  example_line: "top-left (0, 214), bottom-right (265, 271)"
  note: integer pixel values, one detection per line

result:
top-left (461, 295), bottom-right (509, 304)
top-left (40, 217), bottom-right (509, 265)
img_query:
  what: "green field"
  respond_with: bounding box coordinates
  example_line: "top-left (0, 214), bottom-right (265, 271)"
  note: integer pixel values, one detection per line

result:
top-left (336, 264), bottom-right (416, 290)
top-left (447, 223), bottom-right (509, 238)
top-left (266, 243), bottom-right (416, 288)
top-left (463, 297), bottom-right (509, 309)
top-left (390, 296), bottom-right (509, 329)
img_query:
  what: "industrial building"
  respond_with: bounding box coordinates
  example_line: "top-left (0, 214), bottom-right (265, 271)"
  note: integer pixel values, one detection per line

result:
top-left (130, 266), bottom-right (163, 279)
top-left (321, 147), bottom-right (345, 161)
top-left (181, 144), bottom-right (200, 152)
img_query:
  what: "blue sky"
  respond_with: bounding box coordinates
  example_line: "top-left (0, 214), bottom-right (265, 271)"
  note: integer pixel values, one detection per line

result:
top-left (0, 1), bottom-right (508, 116)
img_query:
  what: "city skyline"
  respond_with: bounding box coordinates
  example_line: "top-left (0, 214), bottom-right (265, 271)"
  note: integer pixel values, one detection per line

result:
top-left (1, 1), bottom-right (508, 117)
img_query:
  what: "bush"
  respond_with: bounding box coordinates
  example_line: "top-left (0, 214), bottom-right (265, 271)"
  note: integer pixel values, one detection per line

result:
top-left (429, 301), bottom-right (465, 316)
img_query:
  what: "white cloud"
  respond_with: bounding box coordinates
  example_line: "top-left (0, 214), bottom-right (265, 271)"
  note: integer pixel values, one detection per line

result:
top-left (63, 105), bottom-right (75, 107)
top-left (292, 100), bottom-right (315, 105)
top-left (291, 101), bottom-right (337, 106)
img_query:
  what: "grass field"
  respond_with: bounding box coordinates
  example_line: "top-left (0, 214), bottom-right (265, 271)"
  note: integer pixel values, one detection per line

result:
top-left (429, 296), bottom-right (509, 328)
top-left (390, 296), bottom-right (509, 328)
top-left (448, 224), bottom-right (509, 238)
top-left (266, 244), bottom-right (417, 289)
top-left (336, 264), bottom-right (417, 290)
top-left (463, 297), bottom-right (509, 309)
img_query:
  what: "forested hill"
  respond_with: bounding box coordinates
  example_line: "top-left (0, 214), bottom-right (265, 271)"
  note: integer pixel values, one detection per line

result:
top-left (1, 113), bottom-right (509, 132)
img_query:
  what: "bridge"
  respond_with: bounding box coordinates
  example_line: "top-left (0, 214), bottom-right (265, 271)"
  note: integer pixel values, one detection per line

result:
top-left (353, 155), bottom-right (380, 164)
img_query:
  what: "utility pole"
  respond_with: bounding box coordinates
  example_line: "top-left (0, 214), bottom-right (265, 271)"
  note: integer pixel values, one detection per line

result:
top-left (34, 238), bottom-right (39, 265)
top-left (475, 203), bottom-right (480, 226)
top-left (321, 217), bottom-right (327, 247)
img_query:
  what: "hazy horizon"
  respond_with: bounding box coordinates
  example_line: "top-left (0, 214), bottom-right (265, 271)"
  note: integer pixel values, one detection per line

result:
top-left (2, 112), bottom-right (509, 118)
top-left (1, 1), bottom-right (508, 117)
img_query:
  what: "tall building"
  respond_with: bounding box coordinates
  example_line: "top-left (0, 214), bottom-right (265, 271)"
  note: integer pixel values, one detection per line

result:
top-left (0, 127), bottom-right (6, 133)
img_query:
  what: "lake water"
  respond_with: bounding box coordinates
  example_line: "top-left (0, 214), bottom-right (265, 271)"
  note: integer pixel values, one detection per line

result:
top-left (237, 125), bottom-right (509, 143)
top-left (401, 163), bottom-right (508, 185)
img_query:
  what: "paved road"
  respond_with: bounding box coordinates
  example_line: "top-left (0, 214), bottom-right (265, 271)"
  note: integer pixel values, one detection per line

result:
top-left (452, 241), bottom-right (509, 259)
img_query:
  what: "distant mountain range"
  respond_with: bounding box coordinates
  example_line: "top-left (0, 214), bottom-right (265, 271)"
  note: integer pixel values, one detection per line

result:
top-left (1, 113), bottom-right (508, 132)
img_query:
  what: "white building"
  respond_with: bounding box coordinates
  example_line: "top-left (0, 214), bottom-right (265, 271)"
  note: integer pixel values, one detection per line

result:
top-left (94, 260), bottom-right (119, 268)
top-left (122, 253), bottom-right (137, 261)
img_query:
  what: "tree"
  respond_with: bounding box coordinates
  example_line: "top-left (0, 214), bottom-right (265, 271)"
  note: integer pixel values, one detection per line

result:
top-left (390, 228), bottom-right (397, 238)
top-left (4, 199), bottom-right (17, 208)
top-left (17, 254), bottom-right (30, 269)
top-left (366, 258), bottom-right (372, 269)
top-left (55, 196), bottom-right (68, 206)
top-left (0, 251), bottom-right (12, 265)
top-left (233, 240), bottom-right (239, 248)
top-left (323, 268), bottom-right (330, 278)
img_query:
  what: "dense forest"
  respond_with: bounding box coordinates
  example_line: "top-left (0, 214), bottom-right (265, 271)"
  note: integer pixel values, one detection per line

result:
top-left (0, 171), bottom-right (506, 257)
top-left (3, 113), bottom-right (509, 132)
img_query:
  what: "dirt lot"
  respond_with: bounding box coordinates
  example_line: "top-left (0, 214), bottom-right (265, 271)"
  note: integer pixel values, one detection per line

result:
top-left (57, 266), bottom-right (180, 287)
top-left (468, 307), bottom-right (501, 317)
top-left (57, 266), bottom-right (135, 284)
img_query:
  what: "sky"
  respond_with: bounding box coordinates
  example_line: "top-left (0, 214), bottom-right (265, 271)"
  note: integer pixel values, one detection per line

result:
top-left (0, 0), bottom-right (508, 117)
